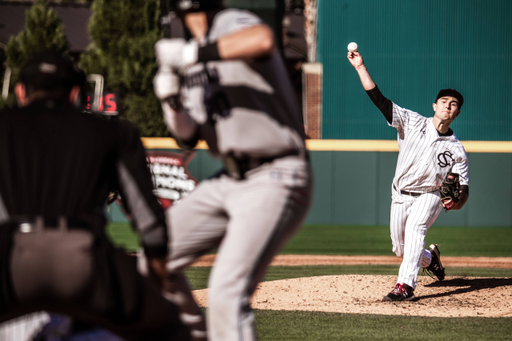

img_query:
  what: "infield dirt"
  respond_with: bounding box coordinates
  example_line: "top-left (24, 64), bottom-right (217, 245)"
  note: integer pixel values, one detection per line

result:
top-left (191, 255), bottom-right (512, 318)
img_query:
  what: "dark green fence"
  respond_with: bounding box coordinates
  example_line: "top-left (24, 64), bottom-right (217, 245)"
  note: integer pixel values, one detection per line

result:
top-left (308, 150), bottom-right (512, 227)
top-left (108, 142), bottom-right (512, 227)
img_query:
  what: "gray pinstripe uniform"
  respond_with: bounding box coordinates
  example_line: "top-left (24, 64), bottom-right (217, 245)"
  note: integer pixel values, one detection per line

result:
top-left (0, 312), bottom-right (49, 341)
top-left (389, 103), bottom-right (469, 289)
top-left (163, 9), bottom-right (313, 341)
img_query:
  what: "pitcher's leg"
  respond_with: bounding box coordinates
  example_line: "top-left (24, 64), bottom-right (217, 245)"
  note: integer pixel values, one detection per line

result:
top-left (397, 193), bottom-right (442, 288)
top-left (390, 201), bottom-right (410, 258)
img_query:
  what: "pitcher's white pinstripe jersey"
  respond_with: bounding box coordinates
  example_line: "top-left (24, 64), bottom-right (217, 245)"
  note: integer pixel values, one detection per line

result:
top-left (390, 103), bottom-right (469, 194)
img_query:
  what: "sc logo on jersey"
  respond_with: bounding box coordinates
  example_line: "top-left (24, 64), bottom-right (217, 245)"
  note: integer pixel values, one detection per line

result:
top-left (437, 151), bottom-right (454, 168)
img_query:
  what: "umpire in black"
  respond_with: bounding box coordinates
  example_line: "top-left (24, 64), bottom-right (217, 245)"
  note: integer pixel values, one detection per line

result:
top-left (0, 50), bottom-right (190, 340)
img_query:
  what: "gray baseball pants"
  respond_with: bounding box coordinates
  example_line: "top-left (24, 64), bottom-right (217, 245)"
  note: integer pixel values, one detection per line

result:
top-left (166, 156), bottom-right (313, 341)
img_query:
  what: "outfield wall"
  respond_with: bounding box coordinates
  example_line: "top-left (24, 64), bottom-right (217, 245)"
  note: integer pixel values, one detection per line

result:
top-left (318, 0), bottom-right (512, 141)
top-left (107, 138), bottom-right (512, 228)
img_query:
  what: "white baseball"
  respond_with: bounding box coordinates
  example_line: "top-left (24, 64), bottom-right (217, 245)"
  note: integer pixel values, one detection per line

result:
top-left (347, 42), bottom-right (358, 53)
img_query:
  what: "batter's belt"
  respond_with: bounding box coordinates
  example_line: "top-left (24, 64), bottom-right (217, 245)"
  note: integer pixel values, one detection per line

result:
top-left (222, 150), bottom-right (301, 180)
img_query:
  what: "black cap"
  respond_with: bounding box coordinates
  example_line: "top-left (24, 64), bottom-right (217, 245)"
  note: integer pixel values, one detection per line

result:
top-left (18, 50), bottom-right (86, 91)
top-left (435, 89), bottom-right (464, 108)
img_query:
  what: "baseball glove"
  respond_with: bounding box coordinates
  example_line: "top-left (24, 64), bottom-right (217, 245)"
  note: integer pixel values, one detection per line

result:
top-left (440, 172), bottom-right (460, 211)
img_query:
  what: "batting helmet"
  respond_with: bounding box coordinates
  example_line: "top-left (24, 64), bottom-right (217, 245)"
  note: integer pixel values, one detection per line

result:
top-left (169, 0), bottom-right (224, 14)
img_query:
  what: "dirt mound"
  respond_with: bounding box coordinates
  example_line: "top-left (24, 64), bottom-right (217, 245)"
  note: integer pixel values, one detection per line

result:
top-left (192, 275), bottom-right (512, 317)
top-left (192, 254), bottom-right (512, 268)
top-left (191, 255), bottom-right (512, 317)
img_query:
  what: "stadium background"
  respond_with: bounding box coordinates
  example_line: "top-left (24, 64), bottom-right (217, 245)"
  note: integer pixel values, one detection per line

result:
top-left (2, 0), bottom-right (512, 227)
top-left (106, 0), bottom-right (512, 227)
top-left (1, 2), bottom-right (511, 340)
top-left (320, 0), bottom-right (512, 141)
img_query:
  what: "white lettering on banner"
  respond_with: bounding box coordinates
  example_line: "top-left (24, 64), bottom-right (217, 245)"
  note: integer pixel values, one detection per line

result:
top-left (153, 171), bottom-right (196, 192)
top-left (152, 164), bottom-right (188, 179)
top-left (154, 188), bottom-right (181, 201)
top-left (145, 150), bottom-right (198, 209)
top-left (147, 156), bottom-right (181, 166)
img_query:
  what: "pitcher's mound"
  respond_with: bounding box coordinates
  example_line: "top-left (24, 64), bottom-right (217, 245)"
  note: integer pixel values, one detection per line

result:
top-left (193, 275), bottom-right (512, 317)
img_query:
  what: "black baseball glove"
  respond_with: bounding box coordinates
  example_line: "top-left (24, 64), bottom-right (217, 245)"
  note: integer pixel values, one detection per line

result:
top-left (439, 172), bottom-right (460, 211)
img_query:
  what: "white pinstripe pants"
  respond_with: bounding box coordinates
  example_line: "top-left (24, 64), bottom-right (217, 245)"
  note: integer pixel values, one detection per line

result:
top-left (390, 191), bottom-right (443, 289)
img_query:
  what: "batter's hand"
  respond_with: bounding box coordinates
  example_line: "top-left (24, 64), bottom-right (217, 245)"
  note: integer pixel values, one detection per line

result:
top-left (155, 38), bottom-right (199, 72)
top-left (347, 51), bottom-right (364, 69)
top-left (153, 66), bottom-right (181, 101)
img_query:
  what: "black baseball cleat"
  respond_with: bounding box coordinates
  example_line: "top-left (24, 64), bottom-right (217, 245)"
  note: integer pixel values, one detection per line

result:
top-left (383, 283), bottom-right (415, 302)
top-left (426, 244), bottom-right (445, 281)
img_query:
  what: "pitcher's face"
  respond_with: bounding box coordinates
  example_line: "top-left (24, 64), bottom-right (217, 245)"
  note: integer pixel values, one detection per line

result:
top-left (433, 96), bottom-right (460, 122)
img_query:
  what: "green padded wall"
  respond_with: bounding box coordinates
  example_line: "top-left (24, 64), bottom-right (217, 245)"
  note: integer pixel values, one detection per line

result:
top-left (306, 151), bottom-right (512, 227)
top-left (318, 0), bottom-right (512, 140)
top-left (305, 151), bottom-right (398, 225)
top-left (109, 148), bottom-right (512, 227)
top-left (308, 151), bottom-right (333, 224)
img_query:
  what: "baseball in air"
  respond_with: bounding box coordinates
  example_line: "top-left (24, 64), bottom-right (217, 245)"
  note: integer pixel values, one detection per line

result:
top-left (347, 42), bottom-right (358, 52)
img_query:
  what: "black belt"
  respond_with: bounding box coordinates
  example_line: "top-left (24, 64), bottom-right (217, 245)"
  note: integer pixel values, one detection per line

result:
top-left (222, 151), bottom-right (300, 180)
top-left (394, 185), bottom-right (422, 197)
top-left (400, 190), bottom-right (422, 197)
top-left (2, 216), bottom-right (93, 234)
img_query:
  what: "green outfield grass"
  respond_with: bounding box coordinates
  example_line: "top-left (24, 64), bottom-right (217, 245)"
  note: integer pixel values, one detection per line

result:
top-left (254, 311), bottom-right (512, 341)
top-left (281, 224), bottom-right (512, 257)
top-left (107, 222), bottom-right (512, 257)
top-left (107, 222), bottom-right (140, 251)
top-left (108, 222), bottom-right (512, 341)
